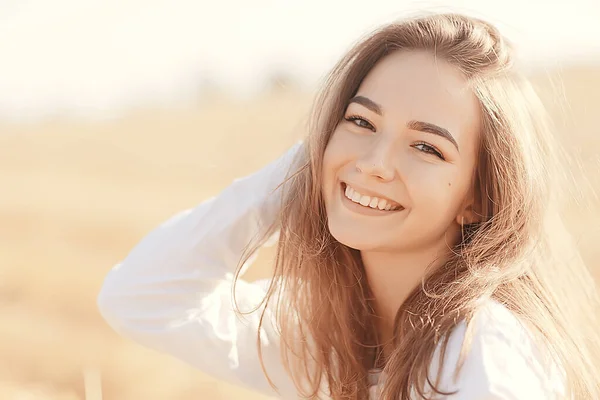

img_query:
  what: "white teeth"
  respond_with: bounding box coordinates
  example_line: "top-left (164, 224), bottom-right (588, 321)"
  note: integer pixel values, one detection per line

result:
top-left (359, 195), bottom-right (370, 206)
top-left (343, 183), bottom-right (400, 211)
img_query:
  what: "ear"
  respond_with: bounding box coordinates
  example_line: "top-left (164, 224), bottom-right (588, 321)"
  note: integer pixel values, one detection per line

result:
top-left (455, 191), bottom-right (482, 226)
top-left (456, 204), bottom-right (481, 226)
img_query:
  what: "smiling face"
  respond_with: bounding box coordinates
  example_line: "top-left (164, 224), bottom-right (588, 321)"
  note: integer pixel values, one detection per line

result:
top-left (322, 50), bottom-right (482, 254)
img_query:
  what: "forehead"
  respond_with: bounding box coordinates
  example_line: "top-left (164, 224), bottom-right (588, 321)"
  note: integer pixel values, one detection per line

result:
top-left (355, 50), bottom-right (481, 149)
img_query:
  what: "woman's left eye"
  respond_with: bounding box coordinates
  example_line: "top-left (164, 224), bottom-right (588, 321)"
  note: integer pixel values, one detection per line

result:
top-left (413, 142), bottom-right (445, 160)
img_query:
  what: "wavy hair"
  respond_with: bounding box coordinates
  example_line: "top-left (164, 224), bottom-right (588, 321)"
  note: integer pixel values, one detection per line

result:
top-left (235, 13), bottom-right (600, 399)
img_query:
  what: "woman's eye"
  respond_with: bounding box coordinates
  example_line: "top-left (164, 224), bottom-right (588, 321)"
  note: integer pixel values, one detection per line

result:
top-left (413, 142), bottom-right (445, 160)
top-left (345, 115), bottom-right (375, 131)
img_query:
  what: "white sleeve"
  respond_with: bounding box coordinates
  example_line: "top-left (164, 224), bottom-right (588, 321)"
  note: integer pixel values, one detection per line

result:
top-left (97, 143), bottom-right (303, 397)
top-left (429, 301), bottom-right (565, 400)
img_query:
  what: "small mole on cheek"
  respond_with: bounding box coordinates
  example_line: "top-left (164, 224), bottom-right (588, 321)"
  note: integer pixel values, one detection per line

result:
top-left (448, 182), bottom-right (451, 187)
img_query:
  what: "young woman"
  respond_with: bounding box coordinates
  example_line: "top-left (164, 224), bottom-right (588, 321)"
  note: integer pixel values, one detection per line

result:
top-left (97, 13), bottom-right (600, 399)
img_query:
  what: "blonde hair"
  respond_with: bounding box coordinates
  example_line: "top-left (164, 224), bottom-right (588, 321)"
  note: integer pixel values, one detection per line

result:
top-left (235, 13), bottom-right (600, 399)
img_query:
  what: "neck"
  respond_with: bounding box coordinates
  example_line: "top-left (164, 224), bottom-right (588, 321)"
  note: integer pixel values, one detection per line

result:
top-left (362, 241), bottom-right (450, 358)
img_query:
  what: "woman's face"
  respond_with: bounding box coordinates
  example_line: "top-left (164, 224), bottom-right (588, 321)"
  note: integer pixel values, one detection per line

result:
top-left (322, 50), bottom-right (481, 253)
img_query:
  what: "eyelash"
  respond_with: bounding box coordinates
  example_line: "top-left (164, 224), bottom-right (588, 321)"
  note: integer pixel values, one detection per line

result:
top-left (344, 115), bottom-right (446, 161)
top-left (345, 115), bottom-right (375, 131)
top-left (412, 142), bottom-right (445, 160)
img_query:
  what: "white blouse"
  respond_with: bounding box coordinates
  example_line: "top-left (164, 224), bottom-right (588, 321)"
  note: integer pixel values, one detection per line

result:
top-left (97, 143), bottom-right (565, 399)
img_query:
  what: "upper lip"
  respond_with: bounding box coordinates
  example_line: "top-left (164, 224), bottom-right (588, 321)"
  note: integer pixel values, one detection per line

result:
top-left (342, 181), bottom-right (402, 207)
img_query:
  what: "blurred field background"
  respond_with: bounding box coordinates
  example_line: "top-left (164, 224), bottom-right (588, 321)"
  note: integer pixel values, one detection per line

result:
top-left (2, 1), bottom-right (600, 399)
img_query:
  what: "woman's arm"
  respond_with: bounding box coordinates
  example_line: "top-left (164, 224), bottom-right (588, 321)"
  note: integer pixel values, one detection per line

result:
top-left (97, 142), bottom-right (303, 397)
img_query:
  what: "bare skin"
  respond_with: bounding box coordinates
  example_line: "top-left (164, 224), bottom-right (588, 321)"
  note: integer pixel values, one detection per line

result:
top-left (321, 50), bottom-right (482, 357)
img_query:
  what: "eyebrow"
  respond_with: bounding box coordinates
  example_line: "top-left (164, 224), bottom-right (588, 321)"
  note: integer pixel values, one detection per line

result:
top-left (407, 120), bottom-right (459, 152)
top-left (348, 95), bottom-right (460, 152)
top-left (348, 95), bottom-right (382, 115)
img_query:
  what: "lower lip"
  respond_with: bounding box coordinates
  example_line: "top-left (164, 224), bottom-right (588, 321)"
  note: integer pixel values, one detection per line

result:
top-left (339, 183), bottom-right (404, 216)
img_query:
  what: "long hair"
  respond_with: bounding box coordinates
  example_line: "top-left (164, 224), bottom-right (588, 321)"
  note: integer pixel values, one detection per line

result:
top-left (234, 13), bottom-right (600, 399)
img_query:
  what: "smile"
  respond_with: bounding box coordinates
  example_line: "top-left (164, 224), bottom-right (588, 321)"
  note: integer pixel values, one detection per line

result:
top-left (342, 183), bottom-right (403, 212)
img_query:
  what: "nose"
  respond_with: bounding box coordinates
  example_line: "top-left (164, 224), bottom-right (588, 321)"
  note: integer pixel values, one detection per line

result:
top-left (355, 137), bottom-right (396, 181)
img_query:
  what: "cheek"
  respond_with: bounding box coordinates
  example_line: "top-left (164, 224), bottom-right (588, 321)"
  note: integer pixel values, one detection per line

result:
top-left (321, 142), bottom-right (336, 190)
top-left (407, 169), bottom-right (468, 217)
top-left (321, 133), bottom-right (344, 201)
top-left (322, 129), bottom-right (356, 179)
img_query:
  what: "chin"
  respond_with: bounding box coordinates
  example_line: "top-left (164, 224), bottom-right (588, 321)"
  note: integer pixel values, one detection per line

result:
top-left (327, 221), bottom-right (386, 251)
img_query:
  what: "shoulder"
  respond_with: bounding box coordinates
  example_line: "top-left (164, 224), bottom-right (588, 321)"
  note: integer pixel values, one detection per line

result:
top-left (428, 300), bottom-right (565, 399)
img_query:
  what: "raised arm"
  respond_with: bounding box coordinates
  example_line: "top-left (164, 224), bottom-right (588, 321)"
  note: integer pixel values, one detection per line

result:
top-left (97, 142), bottom-right (303, 397)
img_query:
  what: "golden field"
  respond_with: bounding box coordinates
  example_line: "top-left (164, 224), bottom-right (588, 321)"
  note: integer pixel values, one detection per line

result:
top-left (1, 65), bottom-right (599, 399)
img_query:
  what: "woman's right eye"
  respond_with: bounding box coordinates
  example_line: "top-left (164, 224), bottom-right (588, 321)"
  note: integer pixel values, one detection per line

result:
top-left (344, 115), bottom-right (375, 131)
